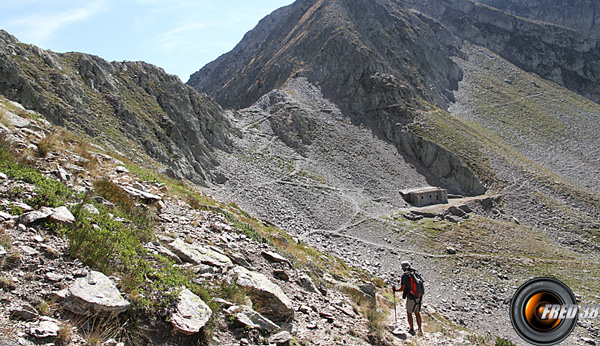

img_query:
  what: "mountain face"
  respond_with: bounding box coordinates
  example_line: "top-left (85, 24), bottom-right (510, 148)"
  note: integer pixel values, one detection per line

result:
top-left (188, 0), bottom-right (600, 198)
top-left (189, 0), bottom-right (487, 196)
top-left (401, 0), bottom-right (600, 104)
top-left (0, 30), bottom-right (231, 185)
top-left (188, 0), bottom-right (463, 112)
top-left (189, 0), bottom-right (600, 111)
top-left (473, 0), bottom-right (600, 39)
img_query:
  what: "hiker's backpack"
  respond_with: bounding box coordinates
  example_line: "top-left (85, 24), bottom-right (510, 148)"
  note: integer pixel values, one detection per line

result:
top-left (406, 270), bottom-right (425, 300)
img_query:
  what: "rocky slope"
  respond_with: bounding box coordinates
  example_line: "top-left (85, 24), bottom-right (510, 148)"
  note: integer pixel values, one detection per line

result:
top-left (0, 0), bottom-right (599, 344)
top-left (0, 95), bottom-right (533, 346)
top-left (0, 30), bottom-right (232, 186)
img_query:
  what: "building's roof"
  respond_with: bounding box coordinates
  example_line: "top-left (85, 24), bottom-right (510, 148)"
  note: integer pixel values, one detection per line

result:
top-left (400, 187), bottom-right (447, 195)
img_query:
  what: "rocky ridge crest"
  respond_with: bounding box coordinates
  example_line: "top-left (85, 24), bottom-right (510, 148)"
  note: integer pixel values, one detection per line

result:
top-left (0, 30), bottom-right (232, 186)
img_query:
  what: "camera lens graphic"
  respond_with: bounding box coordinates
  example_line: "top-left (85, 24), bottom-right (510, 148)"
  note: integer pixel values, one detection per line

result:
top-left (524, 292), bottom-right (562, 331)
top-left (510, 278), bottom-right (578, 345)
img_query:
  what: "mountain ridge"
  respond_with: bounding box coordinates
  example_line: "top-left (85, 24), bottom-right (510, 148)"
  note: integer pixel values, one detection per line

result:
top-left (189, 0), bottom-right (487, 196)
top-left (0, 30), bottom-right (232, 186)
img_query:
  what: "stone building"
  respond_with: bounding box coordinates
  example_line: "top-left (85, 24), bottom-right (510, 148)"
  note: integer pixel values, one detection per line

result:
top-left (400, 187), bottom-right (448, 207)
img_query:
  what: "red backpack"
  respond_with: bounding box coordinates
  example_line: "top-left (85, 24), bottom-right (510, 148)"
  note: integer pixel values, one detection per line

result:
top-left (406, 270), bottom-right (425, 300)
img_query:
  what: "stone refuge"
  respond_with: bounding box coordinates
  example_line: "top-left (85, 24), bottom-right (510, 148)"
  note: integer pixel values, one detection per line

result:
top-left (400, 187), bottom-right (448, 207)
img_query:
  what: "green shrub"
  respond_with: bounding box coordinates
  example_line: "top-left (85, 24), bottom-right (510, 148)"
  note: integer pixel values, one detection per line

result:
top-left (495, 337), bottom-right (517, 346)
top-left (0, 139), bottom-right (72, 208)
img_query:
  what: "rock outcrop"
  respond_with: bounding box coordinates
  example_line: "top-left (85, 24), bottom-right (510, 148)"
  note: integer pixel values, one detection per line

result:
top-left (166, 238), bottom-right (233, 268)
top-left (0, 30), bottom-right (232, 185)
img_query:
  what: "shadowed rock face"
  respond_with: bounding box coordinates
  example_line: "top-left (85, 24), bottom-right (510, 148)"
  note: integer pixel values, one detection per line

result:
top-left (0, 30), bottom-right (232, 185)
top-left (473, 0), bottom-right (600, 39)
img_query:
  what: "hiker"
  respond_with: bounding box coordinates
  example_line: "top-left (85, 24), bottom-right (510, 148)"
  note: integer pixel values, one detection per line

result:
top-left (392, 261), bottom-right (424, 336)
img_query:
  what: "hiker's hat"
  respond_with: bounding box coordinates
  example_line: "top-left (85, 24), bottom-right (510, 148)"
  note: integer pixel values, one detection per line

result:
top-left (401, 261), bottom-right (411, 270)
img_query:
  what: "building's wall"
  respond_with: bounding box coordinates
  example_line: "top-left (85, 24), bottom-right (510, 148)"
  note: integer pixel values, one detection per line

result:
top-left (408, 189), bottom-right (448, 206)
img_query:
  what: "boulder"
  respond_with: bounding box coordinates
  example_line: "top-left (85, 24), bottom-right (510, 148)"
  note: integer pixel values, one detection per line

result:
top-left (18, 245), bottom-right (39, 256)
top-left (0, 210), bottom-right (13, 221)
top-left (48, 206), bottom-right (75, 227)
top-left (115, 166), bottom-right (129, 174)
top-left (10, 304), bottom-right (39, 321)
top-left (83, 204), bottom-right (100, 214)
top-left (3, 111), bottom-right (31, 128)
top-left (19, 207), bottom-right (53, 225)
top-left (13, 202), bottom-right (32, 212)
top-left (229, 252), bottom-right (252, 268)
top-left (261, 250), bottom-right (291, 265)
top-left (338, 282), bottom-right (376, 307)
top-left (230, 266), bottom-right (294, 321)
top-left (391, 326), bottom-right (408, 339)
top-left (273, 269), bottom-right (290, 281)
top-left (448, 206), bottom-right (466, 217)
top-left (227, 305), bottom-right (280, 332)
top-left (121, 185), bottom-right (161, 202)
top-left (296, 274), bottom-right (319, 293)
top-left (269, 331), bottom-right (292, 345)
top-left (29, 320), bottom-right (59, 338)
top-left (171, 288), bottom-right (212, 335)
top-left (145, 242), bottom-right (182, 264)
top-left (56, 270), bottom-right (130, 315)
top-left (166, 239), bottom-right (232, 267)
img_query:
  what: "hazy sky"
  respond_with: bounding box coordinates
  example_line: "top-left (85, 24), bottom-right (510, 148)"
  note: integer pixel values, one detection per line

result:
top-left (0, 0), bottom-right (294, 82)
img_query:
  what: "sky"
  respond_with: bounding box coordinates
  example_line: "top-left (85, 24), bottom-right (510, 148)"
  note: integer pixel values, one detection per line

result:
top-left (0, 0), bottom-right (294, 82)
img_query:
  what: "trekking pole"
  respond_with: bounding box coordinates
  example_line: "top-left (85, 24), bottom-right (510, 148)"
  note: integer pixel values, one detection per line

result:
top-left (393, 286), bottom-right (398, 324)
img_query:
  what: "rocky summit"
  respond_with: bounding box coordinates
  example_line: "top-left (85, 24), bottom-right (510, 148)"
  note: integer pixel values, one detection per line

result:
top-left (1, 0), bottom-right (600, 345)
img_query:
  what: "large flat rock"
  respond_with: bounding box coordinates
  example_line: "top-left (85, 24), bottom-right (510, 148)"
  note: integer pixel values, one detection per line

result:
top-left (171, 288), bottom-right (212, 335)
top-left (48, 206), bottom-right (76, 227)
top-left (56, 270), bottom-right (130, 315)
top-left (231, 266), bottom-right (294, 322)
top-left (3, 111), bottom-right (31, 128)
top-left (166, 239), bottom-right (232, 267)
top-left (19, 207), bottom-right (53, 225)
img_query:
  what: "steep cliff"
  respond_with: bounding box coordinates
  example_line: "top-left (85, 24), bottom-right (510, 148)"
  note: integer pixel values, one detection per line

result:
top-left (0, 30), bottom-right (231, 185)
top-left (402, 0), bottom-right (600, 104)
